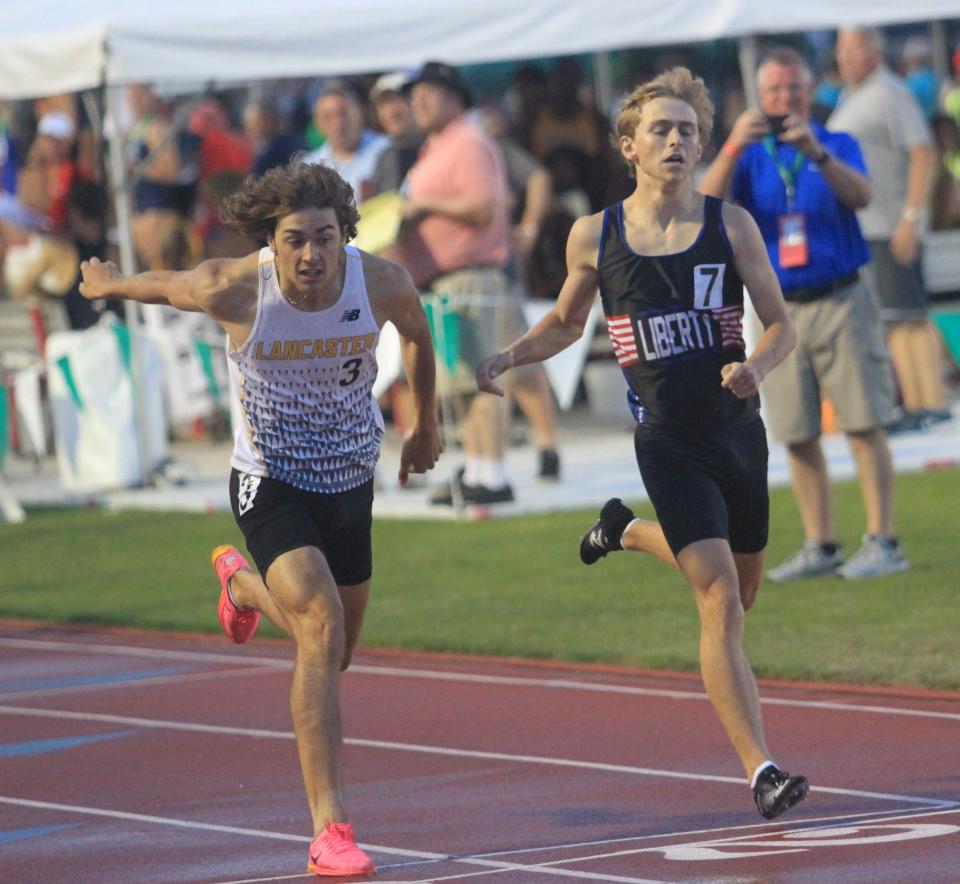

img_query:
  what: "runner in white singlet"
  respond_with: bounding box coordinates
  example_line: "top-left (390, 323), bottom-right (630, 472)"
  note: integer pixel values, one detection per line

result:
top-left (80, 161), bottom-right (442, 877)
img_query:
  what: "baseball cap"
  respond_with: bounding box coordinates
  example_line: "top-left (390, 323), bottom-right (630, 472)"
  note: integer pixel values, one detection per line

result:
top-left (371, 71), bottom-right (413, 103)
top-left (403, 61), bottom-right (473, 107)
top-left (37, 111), bottom-right (75, 141)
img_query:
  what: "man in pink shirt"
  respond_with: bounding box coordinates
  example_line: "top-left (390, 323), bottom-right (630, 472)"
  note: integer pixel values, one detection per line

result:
top-left (396, 61), bottom-right (525, 505)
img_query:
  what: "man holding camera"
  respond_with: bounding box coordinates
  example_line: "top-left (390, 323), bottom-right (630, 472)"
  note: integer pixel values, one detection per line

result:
top-left (700, 46), bottom-right (908, 581)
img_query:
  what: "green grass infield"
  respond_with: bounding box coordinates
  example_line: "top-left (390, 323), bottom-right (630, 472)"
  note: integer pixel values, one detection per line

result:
top-left (2, 467), bottom-right (958, 691)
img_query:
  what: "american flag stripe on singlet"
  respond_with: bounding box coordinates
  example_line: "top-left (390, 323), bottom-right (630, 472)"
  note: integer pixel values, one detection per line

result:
top-left (712, 305), bottom-right (745, 350)
top-left (606, 314), bottom-right (639, 366)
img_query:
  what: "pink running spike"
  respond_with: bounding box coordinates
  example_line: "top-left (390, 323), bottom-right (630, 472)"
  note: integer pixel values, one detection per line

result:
top-left (307, 821), bottom-right (376, 877)
top-left (210, 545), bottom-right (259, 644)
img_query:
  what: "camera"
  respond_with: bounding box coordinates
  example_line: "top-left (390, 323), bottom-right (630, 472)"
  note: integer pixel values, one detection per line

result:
top-left (765, 114), bottom-right (789, 136)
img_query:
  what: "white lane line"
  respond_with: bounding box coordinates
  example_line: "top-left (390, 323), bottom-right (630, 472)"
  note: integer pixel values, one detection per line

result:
top-left (0, 704), bottom-right (294, 740)
top-left (0, 665), bottom-right (278, 702)
top-left (346, 738), bottom-right (950, 807)
top-left (0, 704), bottom-right (948, 807)
top-left (0, 796), bottom-right (664, 884)
top-left (212, 876), bottom-right (310, 883)
top-left (211, 875), bottom-right (310, 883)
top-left (2, 636), bottom-right (959, 723)
top-left (0, 637), bottom-right (292, 668)
top-left (0, 795), bottom-right (307, 843)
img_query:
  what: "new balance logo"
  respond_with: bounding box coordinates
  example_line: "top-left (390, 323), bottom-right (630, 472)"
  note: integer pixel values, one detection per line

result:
top-left (340, 309), bottom-right (361, 322)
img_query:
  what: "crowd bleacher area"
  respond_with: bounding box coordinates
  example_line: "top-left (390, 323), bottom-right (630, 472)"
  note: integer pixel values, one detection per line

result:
top-left (1, 24), bottom-right (959, 499)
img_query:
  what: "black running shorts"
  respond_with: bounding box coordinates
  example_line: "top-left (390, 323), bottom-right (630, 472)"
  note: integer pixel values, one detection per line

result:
top-left (633, 416), bottom-right (769, 557)
top-left (229, 470), bottom-right (374, 586)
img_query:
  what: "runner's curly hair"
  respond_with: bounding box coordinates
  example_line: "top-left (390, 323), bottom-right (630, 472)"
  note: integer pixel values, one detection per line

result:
top-left (220, 158), bottom-right (360, 243)
top-left (615, 66), bottom-right (714, 145)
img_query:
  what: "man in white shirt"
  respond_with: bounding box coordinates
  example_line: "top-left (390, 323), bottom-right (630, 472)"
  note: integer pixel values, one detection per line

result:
top-left (830, 27), bottom-right (948, 432)
top-left (304, 81), bottom-right (389, 205)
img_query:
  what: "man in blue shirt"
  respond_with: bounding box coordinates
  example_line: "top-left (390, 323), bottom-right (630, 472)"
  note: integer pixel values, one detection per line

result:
top-left (701, 46), bottom-right (908, 581)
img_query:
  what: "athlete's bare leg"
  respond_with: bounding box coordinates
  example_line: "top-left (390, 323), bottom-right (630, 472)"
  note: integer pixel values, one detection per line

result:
top-left (231, 547), bottom-right (360, 835)
top-left (676, 538), bottom-right (771, 779)
top-left (231, 562), bottom-right (369, 670)
top-left (621, 521), bottom-right (767, 609)
top-left (621, 518), bottom-right (678, 569)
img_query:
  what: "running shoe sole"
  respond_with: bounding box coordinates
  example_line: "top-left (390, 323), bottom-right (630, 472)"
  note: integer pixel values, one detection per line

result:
top-left (757, 775), bottom-right (809, 819)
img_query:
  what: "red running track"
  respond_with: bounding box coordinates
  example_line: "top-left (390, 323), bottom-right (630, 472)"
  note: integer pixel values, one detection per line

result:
top-left (1, 622), bottom-right (959, 883)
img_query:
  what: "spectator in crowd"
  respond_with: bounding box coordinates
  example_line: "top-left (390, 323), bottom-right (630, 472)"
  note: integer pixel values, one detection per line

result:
top-left (391, 61), bottom-right (520, 505)
top-left (368, 71), bottom-right (423, 195)
top-left (899, 35), bottom-right (941, 122)
top-left (3, 108), bottom-right (79, 306)
top-left (503, 63), bottom-right (548, 152)
top-left (123, 84), bottom-right (201, 270)
top-left (9, 177), bottom-right (121, 330)
top-left (304, 81), bottom-right (389, 204)
top-left (243, 99), bottom-right (305, 177)
top-left (199, 170), bottom-right (260, 259)
top-left (700, 46), bottom-right (908, 581)
top-left (0, 101), bottom-right (18, 195)
top-left (188, 98), bottom-right (253, 256)
top-left (19, 110), bottom-right (77, 232)
top-left (941, 47), bottom-right (960, 128)
top-left (188, 98), bottom-right (253, 182)
top-left (528, 57), bottom-right (615, 212)
top-left (477, 100), bottom-right (561, 479)
top-left (831, 27), bottom-right (949, 432)
top-left (930, 114), bottom-right (960, 230)
top-left (811, 60), bottom-right (843, 123)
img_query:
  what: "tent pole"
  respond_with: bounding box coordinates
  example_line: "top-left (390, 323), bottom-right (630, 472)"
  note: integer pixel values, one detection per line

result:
top-left (738, 34), bottom-right (760, 110)
top-left (105, 83), bottom-right (152, 486)
top-left (593, 50), bottom-right (614, 116)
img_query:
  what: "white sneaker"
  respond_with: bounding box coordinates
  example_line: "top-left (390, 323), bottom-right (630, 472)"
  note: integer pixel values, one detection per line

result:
top-left (837, 535), bottom-right (909, 580)
top-left (767, 541), bottom-right (844, 582)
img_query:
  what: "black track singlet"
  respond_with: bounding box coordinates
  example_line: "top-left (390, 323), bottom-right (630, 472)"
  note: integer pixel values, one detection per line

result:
top-left (597, 195), bottom-right (758, 431)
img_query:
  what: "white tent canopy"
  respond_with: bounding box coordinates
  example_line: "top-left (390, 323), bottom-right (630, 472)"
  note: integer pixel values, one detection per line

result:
top-left (1, 0), bottom-right (957, 100)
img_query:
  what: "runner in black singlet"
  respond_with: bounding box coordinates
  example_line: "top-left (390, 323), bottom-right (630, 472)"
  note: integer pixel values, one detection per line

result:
top-left (477, 67), bottom-right (809, 821)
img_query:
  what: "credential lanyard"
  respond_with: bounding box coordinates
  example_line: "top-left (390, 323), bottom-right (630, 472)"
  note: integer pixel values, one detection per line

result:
top-left (763, 136), bottom-right (805, 211)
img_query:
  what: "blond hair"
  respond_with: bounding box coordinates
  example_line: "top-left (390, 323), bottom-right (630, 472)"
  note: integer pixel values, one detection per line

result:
top-left (615, 67), bottom-right (714, 145)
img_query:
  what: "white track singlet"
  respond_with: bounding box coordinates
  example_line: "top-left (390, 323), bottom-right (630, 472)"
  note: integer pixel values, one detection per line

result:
top-left (228, 245), bottom-right (384, 493)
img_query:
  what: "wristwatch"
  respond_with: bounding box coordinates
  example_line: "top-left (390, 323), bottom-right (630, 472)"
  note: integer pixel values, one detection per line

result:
top-left (813, 148), bottom-right (831, 166)
top-left (901, 206), bottom-right (925, 223)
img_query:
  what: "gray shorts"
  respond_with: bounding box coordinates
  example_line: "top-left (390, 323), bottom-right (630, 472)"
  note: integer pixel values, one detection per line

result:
top-left (425, 267), bottom-right (527, 395)
top-left (862, 240), bottom-right (929, 321)
top-left (762, 278), bottom-right (894, 443)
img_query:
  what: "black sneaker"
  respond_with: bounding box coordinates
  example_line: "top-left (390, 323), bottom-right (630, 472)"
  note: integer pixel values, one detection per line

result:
top-left (463, 482), bottom-right (515, 505)
top-left (579, 498), bottom-right (635, 565)
top-left (753, 766), bottom-right (809, 820)
top-left (429, 468), bottom-right (465, 506)
top-left (537, 449), bottom-right (561, 481)
top-left (430, 470), bottom-right (515, 506)
top-left (918, 407), bottom-right (952, 430)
